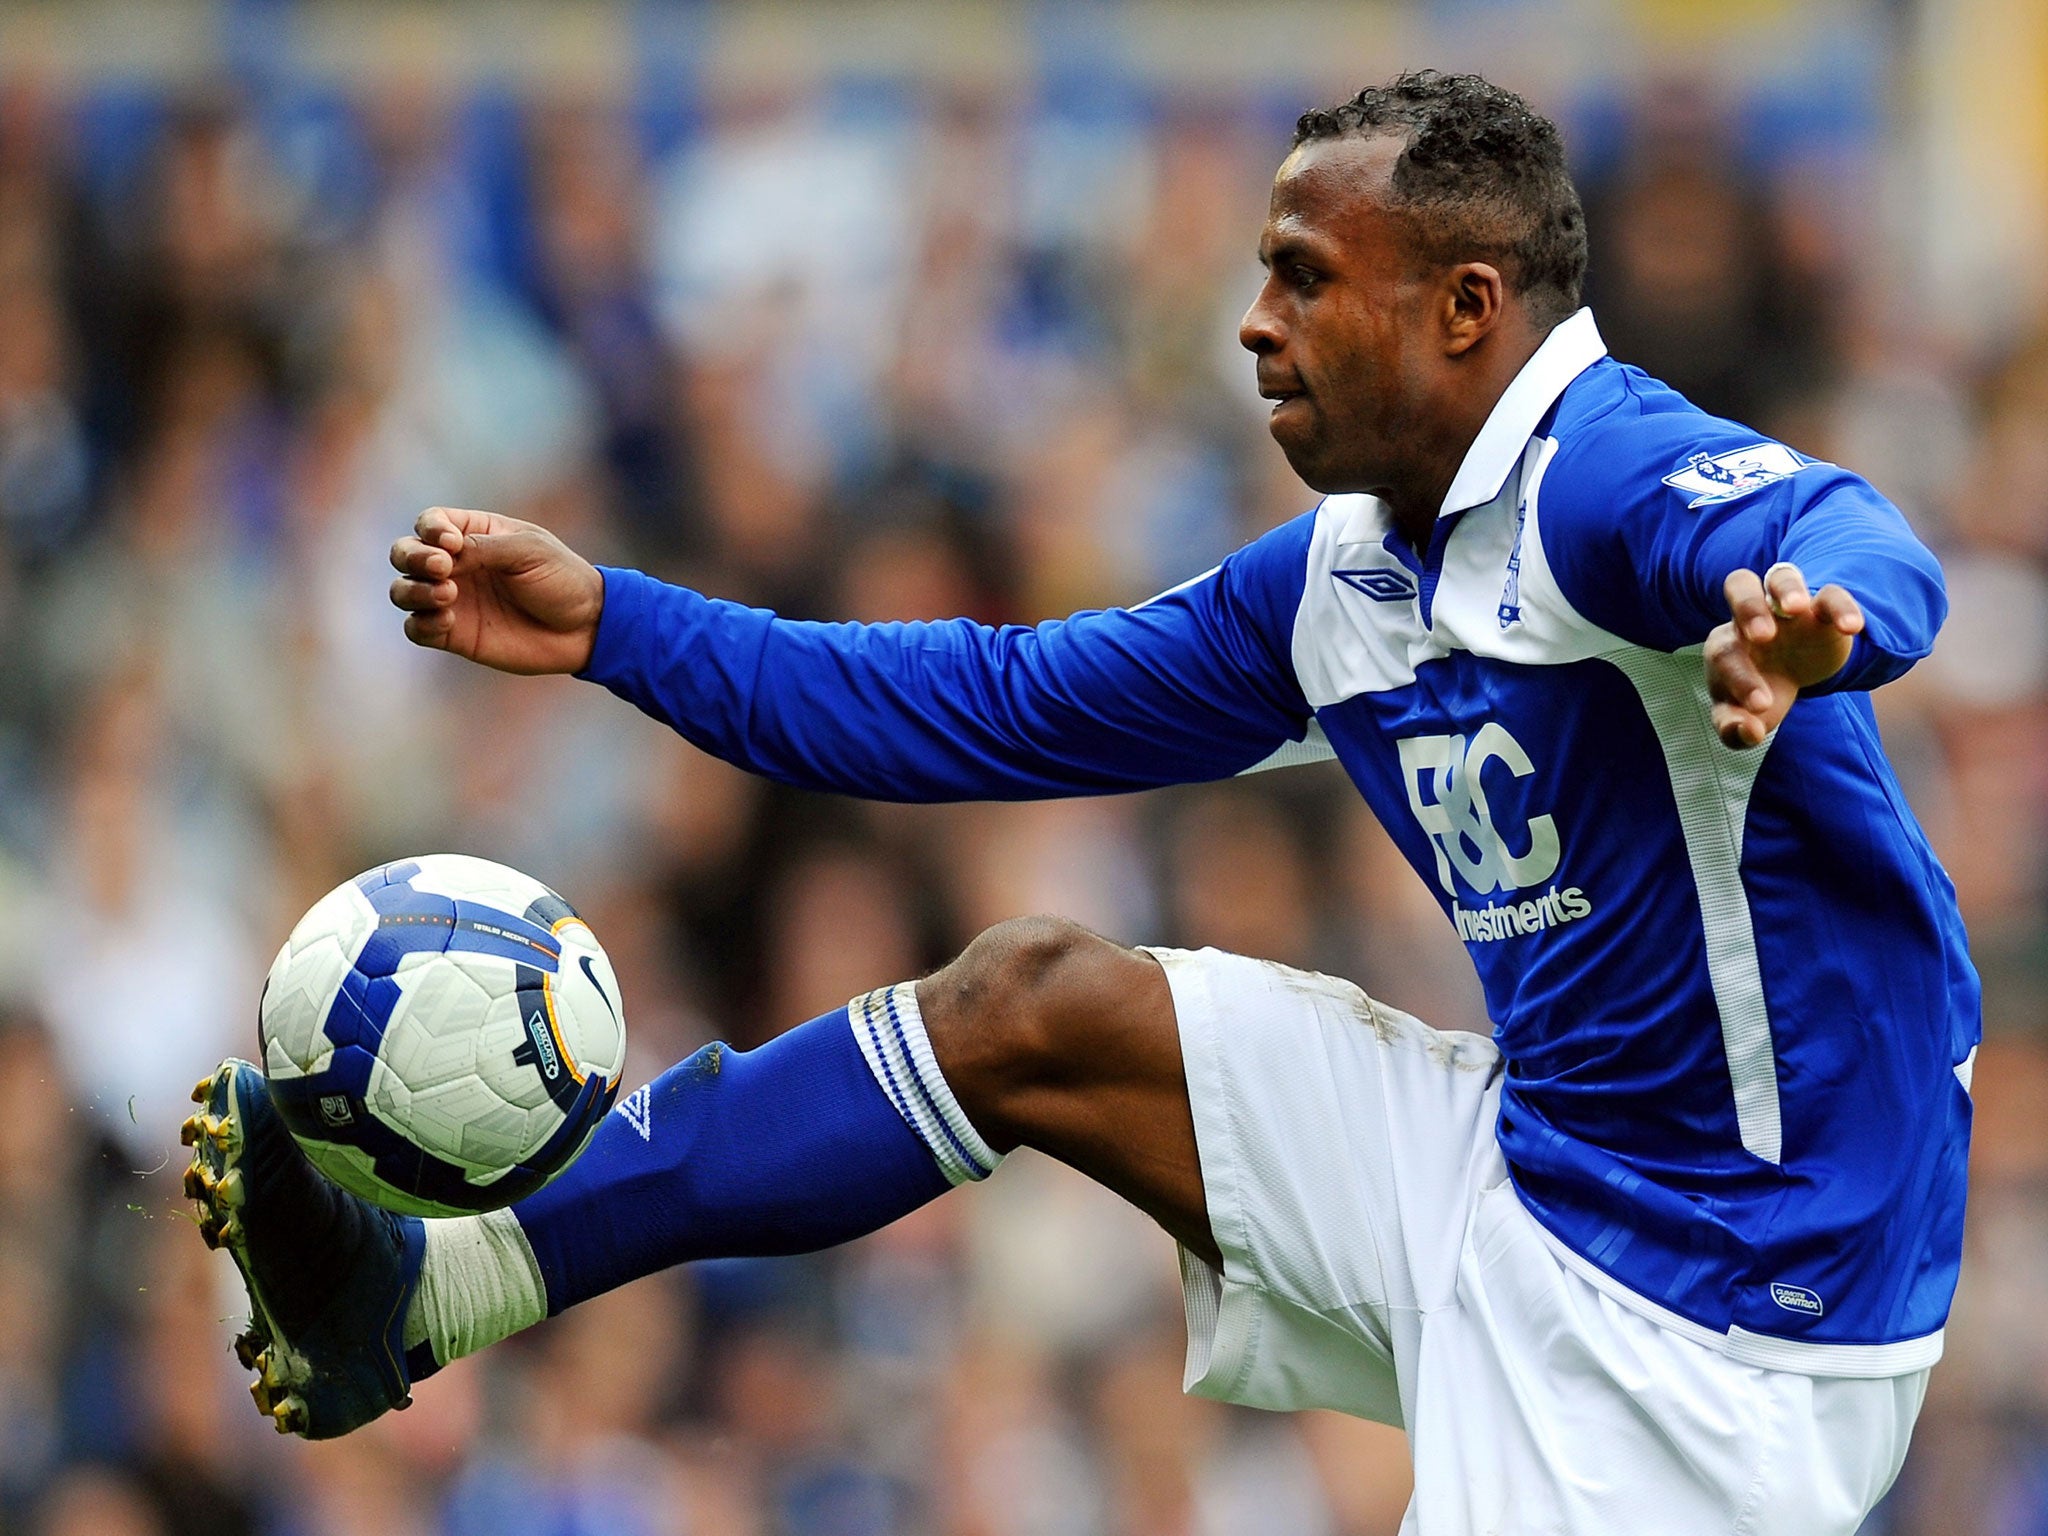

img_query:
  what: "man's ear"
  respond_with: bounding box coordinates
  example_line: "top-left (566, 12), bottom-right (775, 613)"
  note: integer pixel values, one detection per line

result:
top-left (1443, 262), bottom-right (1505, 356)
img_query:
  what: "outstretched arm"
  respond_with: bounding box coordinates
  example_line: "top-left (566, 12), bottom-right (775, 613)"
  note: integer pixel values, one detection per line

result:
top-left (391, 507), bottom-right (1318, 802)
top-left (1542, 440), bottom-right (1946, 750)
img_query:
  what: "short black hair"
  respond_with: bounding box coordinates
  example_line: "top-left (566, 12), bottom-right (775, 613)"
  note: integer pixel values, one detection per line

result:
top-left (1293, 70), bottom-right (1588, 328)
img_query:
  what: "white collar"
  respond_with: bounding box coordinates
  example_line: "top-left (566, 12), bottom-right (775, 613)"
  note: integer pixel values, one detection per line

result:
top-left (1438, 307), bottom-right (1606, 518)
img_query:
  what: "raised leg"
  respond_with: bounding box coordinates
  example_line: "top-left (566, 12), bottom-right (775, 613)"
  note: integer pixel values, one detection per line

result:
top-left (195, 911), bottom-right (1218, 1437)
top-left (918, 915), bottom-right (1216, 1266)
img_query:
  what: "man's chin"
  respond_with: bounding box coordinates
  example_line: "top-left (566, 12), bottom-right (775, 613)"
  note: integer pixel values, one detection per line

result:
top-left (1272, 437), bottom-right (1366, 497)
top-left (1269, 419), bottom-right (1373, 495)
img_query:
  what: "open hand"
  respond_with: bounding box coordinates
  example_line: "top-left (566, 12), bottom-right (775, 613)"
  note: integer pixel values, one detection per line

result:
top-left (389, 508), bottom-right (605, 676)
top-left (1705, 562), bottom-right (1863, 748)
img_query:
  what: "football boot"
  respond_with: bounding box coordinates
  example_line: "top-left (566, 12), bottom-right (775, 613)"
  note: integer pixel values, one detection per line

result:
top-left (182, 1058), bottom-right (427, 1439)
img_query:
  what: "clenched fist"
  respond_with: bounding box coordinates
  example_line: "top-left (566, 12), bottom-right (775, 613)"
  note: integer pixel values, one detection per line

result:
top-left (388, 508), bottom-right (605, 676)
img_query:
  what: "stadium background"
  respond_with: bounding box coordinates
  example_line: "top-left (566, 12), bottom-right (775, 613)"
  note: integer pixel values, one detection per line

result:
top-left (0, 0), bottom-right (2043, 1531)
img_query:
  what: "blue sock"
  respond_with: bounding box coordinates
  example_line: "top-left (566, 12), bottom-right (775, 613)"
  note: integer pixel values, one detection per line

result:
top-left (513, 984), bottom-right (1000, 1313)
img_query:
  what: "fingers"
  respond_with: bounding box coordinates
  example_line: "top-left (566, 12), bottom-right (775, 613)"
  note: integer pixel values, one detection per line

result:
top-left (393, 507), bottom-right (536, 579)
top-left (1723, 568), bottom-right (1775, 644)
top-left (389, 574), bottom-right (456, 613)
top-left (1734, 560), bottom-right (1866, 637)
top-left (389, 535), bottom-right (453, 581)
top-left (391, 506), bottom-right (518, 635)
top-left (391, 520), bottom-right (460, 618)
top-left (1704, 621), bottom-right (1771, 712)
top-left (402, 507), bottom-right (486, 602)
top-left (403, 610), bottom-right (455, 648)
top-left (1709, 563), bottom-right (1861, 747)
top-left (1763, 562), bottom-right (1812, 620)
top-left (1711, 701), bottom-right (1769, 749)
top-left (1704, 621), bottom-right (1773, 748)
top-left (1760, 561), bottom-right (1863, 637)
top-left (413, 507), bottom-right (466, 555)
top-left (1810, 583), bottom-right (1866, 636)
top-left (412, 506), bottom-right (509, 556)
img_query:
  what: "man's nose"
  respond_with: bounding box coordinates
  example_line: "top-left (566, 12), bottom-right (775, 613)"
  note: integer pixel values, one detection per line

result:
top-left (1239, 291), bottom-right (1282, 354)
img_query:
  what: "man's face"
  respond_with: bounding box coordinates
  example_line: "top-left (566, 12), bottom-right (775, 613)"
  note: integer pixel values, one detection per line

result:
top-left (1240, 134), bottom-right (1439, 496)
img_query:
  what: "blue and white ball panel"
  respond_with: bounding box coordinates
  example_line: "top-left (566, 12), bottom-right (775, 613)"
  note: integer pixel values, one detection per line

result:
top-left (260, 876), bottom-right (378, 1079)
top-left (258, 855), bottom-right (624, 1217)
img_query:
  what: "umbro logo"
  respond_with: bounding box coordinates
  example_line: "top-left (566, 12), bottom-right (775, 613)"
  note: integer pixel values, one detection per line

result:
top-left (1334, 567), bottom-right (1417, 603)
top-left (616, 1083), bottom-right (652, 1141)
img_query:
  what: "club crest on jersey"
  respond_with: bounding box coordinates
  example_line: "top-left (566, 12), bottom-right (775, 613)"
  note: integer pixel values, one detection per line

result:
top-left (1499, 497), bottom-right (1527, 628)
top-left (1334, 566), bottom-right (1418, 603)
top-left (1662, 443), bottom-right (1813, 508)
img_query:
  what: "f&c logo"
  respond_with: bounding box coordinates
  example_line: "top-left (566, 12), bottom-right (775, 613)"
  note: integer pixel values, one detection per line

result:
top-left (1398, 725), bottom-right (1562, 896)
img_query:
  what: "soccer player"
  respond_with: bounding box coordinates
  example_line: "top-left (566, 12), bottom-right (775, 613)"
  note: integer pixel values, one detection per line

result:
top-left (186, 71), bottom-right (1972, 1534)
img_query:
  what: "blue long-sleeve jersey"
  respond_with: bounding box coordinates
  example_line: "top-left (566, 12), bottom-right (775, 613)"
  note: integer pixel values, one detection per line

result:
top-left (583, 311), bottom-right (1974, 1376)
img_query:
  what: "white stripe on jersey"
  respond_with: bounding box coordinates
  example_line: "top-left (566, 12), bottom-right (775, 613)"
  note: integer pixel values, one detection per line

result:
top-left (1604, 650), bottom-right (1784, 1164)
top-left (1240, 719), bottom-right (1337, 775)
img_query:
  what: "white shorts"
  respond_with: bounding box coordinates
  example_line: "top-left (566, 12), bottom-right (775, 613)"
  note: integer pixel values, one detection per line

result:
top-left (1152, 946), bottom-right (1929, 1536)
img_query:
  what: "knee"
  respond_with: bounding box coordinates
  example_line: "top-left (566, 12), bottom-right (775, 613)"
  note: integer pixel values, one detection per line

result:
top-left (920, 915), bottom-right (1122, 1082)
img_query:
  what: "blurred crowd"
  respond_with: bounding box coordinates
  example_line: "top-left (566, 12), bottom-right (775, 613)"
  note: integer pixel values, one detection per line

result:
top-left (0, 19), bottom-right (2044, 1536)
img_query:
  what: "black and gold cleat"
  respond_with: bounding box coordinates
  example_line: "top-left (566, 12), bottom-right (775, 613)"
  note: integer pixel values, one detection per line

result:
top-left (183, 1059), bottom-right (426, 1441)
top-left (271, 1395), bottom-right (310, 1436)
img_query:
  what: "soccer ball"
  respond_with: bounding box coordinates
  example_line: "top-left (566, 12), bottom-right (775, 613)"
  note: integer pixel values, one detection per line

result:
top-left (257, 855), bottom-right (626, 1217)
